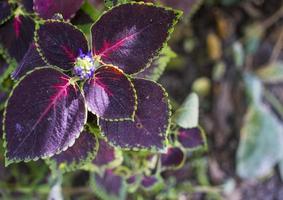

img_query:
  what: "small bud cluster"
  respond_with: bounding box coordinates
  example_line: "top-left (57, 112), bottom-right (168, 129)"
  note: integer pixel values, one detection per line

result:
top-left (74, 51), bottom-right (97, 79)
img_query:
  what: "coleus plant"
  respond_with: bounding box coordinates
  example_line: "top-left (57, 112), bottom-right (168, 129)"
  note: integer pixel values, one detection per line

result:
top-left (3, 2), bottom-right (183, 165)
top-left (0, 0), bottom-right (84, 62)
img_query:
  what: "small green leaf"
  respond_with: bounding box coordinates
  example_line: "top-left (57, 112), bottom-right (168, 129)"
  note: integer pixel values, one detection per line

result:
top-left (173, 93), bottom-right (199, 129)
top-left (243, 73), bottom-right (262, 104)
top-left (236, 104), bottom-right (283, 179)
top-left (256, 62), bottom-right (283, 83)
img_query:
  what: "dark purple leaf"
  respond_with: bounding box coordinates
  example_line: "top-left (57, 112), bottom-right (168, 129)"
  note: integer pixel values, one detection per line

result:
top-left (34, 0), bottom-right (84, 20)
top-left (4, 67), bottom-right (87, 163)
top-left (91, 3), bottom-right (181, 74)
top-left (92, 138), bottom-right (122, 167)
top-left (49, 131), bottom-right (97, 172)
top-left (0, 15), bottom-right (35, 62)
top-left (99, 78), bottom-right (170, 151)
top-left (177, 127), bottom-right (206, 150)
top-left (134, 46), bottom-right (176, 81)
top-left (126, 175), bottom-right (137, 185)
top-left (84, 66), bottom-right (136, 120)
top-left (141, 175), bottom-right (159, 189)
top-left (161, 147), bottom-right (185, 169)
top-left (11, 43), bottom-right (45, 80)
top-left (36, 20), bottom-right (88, 70)
top-left (0, 1), bottom-right (12, 25)
top-left (0, 91), bottom-right (8, 107)
top-left (21, 0), bottom-right (33, 13)
top-left (92, 169), bottom-right (126, 200)
top-left (126, 174), bottom-right (141, 193)
top-left (71, 9), bottom-right (94, 26)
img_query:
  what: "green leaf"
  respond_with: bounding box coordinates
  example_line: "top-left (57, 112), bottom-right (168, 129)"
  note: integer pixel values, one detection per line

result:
top-left (256, 61), bottom-right (283, 83)
top-left (243, 73), bottom-right (262, 104)
top-left (48, 171), bottom-right (63, 200)
top-left (236, 105), bottom-right (283, 179)
top-left (173, 93), bottom-right (199, 128)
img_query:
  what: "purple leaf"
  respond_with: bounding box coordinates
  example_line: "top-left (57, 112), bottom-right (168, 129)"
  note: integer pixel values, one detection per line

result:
top-left (126, 175), bottom-right (137, 185)
top-left (48, 131), bottom-right (98, 173)
top-left (0, 15), bottom-right (35, 62)
top-left (161, 147), bottom-right (185, 169)
top-left (71, 9), bottom-right (94, 26)
top-left (21, 0), bottom-right (33, 13)
top-left (141, 175), bottom-right (159, 189)
top-left (99, 78), bottom-right (170, 151)
top-left (91, 3), bottom-right (181, 74)
top-left (33, 0), bottom-right (84, 20)
top-left (92, 138), bottom-right (122, 168)
top-left (36, 20), bottom-right (88, 70)
top-left (84, 66), bottom-right (137, 120)
top-left (177, 127), bottom-right (206, 150)
top-left (4, 67), bottom-right (87, 163)
top-left (0, 1), bottom-right (12, 25)
top-left (92, 169), bottom-right (126, 200)
top-left (11, 43), bottom-right (45, 80)
top-left (134, 46), bottom-right (176, 81)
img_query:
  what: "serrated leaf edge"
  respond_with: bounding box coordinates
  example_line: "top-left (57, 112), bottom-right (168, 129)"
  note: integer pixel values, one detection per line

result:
top-left (97, 78), bottom-right (171, 153)
top-left (3, 66), bottom-right (88, 166)
top-left (90, 2), bottom-right (183, 75)
top-left (45, 130), bottom-right (99, 174)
